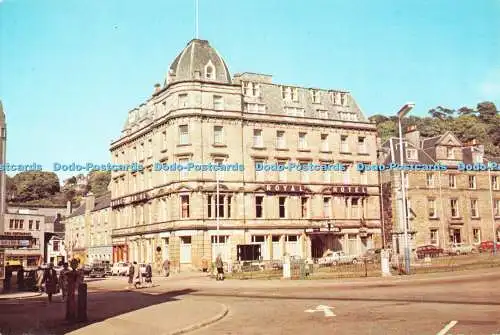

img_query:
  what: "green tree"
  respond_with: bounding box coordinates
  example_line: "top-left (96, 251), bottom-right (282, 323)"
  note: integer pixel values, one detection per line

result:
top-left (12, 171), bottom-right (60, 202)
top-left (87, 171), bottom-right (111, 196)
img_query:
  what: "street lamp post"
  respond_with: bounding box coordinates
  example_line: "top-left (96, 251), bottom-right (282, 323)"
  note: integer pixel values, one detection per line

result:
top-left (397, 103), bottom-right (415, 275)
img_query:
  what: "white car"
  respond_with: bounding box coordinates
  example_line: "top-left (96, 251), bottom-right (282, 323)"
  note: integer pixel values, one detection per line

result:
top-left (318, 251), bottom-right (360, 266)
top-left (111, 262), bottom-right (130, 276)
top-left (448, 243), bottom-right (475, 255)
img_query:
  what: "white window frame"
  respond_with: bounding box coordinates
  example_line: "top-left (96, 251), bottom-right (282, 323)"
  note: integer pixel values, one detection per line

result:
top-left (341, 135), bottom-right (349, 153)
top-left (178, 93), bottom-right (188, 107)
top-left (428, 198), bottom-right (437, 218)
top-left (179, 125), bottom-right (189, 145)
top-left (298, 132), bottom-right (307, 149)
top-left (253, 129), bottom-right (263, 147)
top-left (213, 95), bottom-right (224, 110)
top-left (320, 134), bottom-right (329, 152)
top-left (276, 130), bottom-right (286, 149)
top-left (214, 125), bottom-right (224, 144)
top-left (470, 199), bottom-right (479, 218)
top-left (469, 175), bottom-right (476, 189)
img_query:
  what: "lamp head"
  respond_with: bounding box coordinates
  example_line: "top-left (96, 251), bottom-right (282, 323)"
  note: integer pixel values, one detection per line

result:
top-left (397, 102), bottom-right (415, 118)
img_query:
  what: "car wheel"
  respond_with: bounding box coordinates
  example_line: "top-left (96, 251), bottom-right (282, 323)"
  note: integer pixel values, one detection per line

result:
top-left (352, 259), bottom-right (358, 264)
top-left (332, 261), bottom-right (338, 266)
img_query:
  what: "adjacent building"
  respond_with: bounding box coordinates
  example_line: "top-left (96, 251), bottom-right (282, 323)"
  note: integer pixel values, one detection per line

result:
top-left (109, 39), bottom-right (382, 271)
top-left (64, 192), bottom-right (112, 264)
top-left (380, 126), bottom-right (500, 253)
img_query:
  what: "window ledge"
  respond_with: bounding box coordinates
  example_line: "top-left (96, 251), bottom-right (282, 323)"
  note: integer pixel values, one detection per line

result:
top-left (340, 151), bottom-right (352, 155)
top-left (276, 148), bottom-right (289, 151)
top-left (252, 146), bottom-right (267, 150)
top-left (429, 217), bottom-right (440, 220)
top-left (320, 150), bottom-right (332, 154)
top-left (212, 144), bottom-right (227, 148)
top-left (298, 149), bottom-right (311, 152)
top-left (357, 152), bottom-right (370, 156)
top-left (160, 149), bottom-right (167, 153)
top-left (177, 143), bottom-right (192, 147)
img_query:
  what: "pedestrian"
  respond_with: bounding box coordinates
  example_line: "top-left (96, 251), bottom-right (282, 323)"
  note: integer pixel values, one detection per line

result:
top-left (215, 254), bottom-right (224, 281)
top-left (201, 257), bottom-right (209, 273)
top-left (4, 262), bottom-right (12, 291)
top-left (36, 266), bottom-right (44, 293)
top-left (59, 262), bottom-right (70, 302)
top-left (145, 263), bottom-right (153, 287)
top-left (162, 259), bottom-right (170, 277)
top-left (127, 262), bottom-right (135, 288)
top-left (17, 266), bottom-right (24, 291)
top-left (42, 263), bottom-right (58, 303)
top-left (133, 262), bottom-right (141, 288)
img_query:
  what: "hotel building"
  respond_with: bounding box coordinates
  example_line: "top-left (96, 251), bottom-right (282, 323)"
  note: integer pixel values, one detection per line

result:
top-left (380, 127), bottom-right (500, 253)
top-left (109, 39), bottom-right (382, 271)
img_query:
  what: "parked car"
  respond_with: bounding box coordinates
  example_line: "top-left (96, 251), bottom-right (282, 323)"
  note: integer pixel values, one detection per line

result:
top-left (104, 263), bottom-right (113, 276)
top-left (416, 245), bottom-right (444, 259)
top-left (89, 263), bottom-right (106, 278)
top-left (448, 243), bottom-right (476, 255)
top-left (478, 241), bottom-right (500, 253)
top-left (318, 251), bottom-right (360, 266)
top-left (361, 248), bottom-right (382, 263)
top-left (82, 264), bottom-right (92, 276)
top-left (111, 262), bottom-right (130, 276)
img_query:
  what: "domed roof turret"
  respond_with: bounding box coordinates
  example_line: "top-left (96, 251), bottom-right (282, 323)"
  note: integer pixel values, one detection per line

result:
top-left (166, 39), bottom-right (231, 85)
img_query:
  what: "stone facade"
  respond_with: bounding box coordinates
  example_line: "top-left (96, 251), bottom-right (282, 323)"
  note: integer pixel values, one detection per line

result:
top-left (64, 192), bottom-right (112, 264)
top-left (380, 128), bottom-right (500, 253)
top-left (110, 39), bottom-right (382, 271)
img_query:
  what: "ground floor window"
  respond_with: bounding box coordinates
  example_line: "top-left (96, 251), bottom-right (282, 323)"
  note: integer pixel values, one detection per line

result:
top-left (285, 235), bottom-right (299, 256)
top-left (449, 229), bottom-right (461, 244)
top-left (430, 229), bottom-right (438, 245)
top-left (347, 234), bottom-right (358, 255)
top-left (472, 228), bottom-right (481, 244)
top-left (211, 235), bottom-right (229, 261)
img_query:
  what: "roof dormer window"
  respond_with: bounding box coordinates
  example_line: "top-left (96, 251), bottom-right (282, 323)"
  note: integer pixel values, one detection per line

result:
top-left (281, 86), bottom-right (298, 102)
top-left (205, 60), bottom-right (215, 80)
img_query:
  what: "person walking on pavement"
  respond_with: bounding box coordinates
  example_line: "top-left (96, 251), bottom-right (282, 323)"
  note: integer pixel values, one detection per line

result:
top-left (3, 262), bottom-right (12, 291)
top-left (42, 263), bottom-right (58, 303)
top-left (17, 266), bottom-right (24, 291)
top-left (127, 262), bottom-right (135, 289)
top-left (36, 266), bottom-right (44, 293)
top-left (145, 263), bottom-right (153, 287)
top-left (162, 259), bottom-right (170, 277)
top-left (59, 262), bottom-right (70, 302)
top-left (215, 254), bottom-right (224, 281)
top-left (133, 261), bottom-right (141, 288)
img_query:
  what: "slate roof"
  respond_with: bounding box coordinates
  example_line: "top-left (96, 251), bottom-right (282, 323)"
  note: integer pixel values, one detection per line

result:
top-left (66, 192), bottom-right (111, 219)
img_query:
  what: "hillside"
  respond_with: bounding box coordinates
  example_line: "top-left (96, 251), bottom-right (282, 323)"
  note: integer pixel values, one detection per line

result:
top-left (369, 101), bottom-right (500, 157)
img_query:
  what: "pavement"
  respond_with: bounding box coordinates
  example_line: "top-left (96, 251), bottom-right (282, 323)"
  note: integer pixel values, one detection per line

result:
top-left (67, 299), bottom-right (228, 335)
top-left (0, 291), bottom-right (42, 300)
top-left (1, 268), bottom-right (500, 334)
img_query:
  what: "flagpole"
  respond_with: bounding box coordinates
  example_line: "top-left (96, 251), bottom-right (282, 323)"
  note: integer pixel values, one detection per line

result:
top-left (195, 0), bottom-right (199, 39)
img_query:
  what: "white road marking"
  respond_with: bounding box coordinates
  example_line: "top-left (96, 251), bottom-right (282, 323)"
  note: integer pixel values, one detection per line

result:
top-left (304, 304), bottom-right (336, 317)
top-left (436, 320), bottom-right (458, 335)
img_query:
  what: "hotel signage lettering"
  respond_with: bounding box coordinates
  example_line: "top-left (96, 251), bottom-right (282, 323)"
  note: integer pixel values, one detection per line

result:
top-left (264, 184), bottom-right (308, 194)
top-left (327, 186), bottom-right (368, 195)
top-left (3, 232), bottom-right (31, 237)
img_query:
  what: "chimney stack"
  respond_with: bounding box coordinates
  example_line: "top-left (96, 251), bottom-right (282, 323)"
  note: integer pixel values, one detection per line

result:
top-left (85, 192), bottom-right (95, 214)
top-left (66, 200), bottom-right (72, 216)
top-left (464, 139), bottom-right (478, 147)
top-left (154, 83), bottom-right (161, 94)
top-left (404, 125), bottom-right (420, 148)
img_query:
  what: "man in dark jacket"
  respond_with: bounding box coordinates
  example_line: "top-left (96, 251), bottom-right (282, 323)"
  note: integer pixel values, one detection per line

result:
top-left (127, 263), bottom-right (135, 289)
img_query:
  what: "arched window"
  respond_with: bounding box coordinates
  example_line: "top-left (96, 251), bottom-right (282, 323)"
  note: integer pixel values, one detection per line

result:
top-left (205, 60), bottom-right (216, 80)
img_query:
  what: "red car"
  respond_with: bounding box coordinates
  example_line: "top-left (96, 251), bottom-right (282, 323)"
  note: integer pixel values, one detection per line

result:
top-left (478, 241), bottom-right (500, 253)
top-left (416, 245), bottom-right (444, 259)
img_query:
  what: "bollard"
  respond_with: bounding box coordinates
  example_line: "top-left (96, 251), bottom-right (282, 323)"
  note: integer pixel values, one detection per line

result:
top-left (77, 283), bottom-right (87, 322)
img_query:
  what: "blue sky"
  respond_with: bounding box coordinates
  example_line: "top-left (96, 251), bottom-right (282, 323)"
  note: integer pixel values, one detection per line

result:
top-left (1, 0), bottom-right (499, 181)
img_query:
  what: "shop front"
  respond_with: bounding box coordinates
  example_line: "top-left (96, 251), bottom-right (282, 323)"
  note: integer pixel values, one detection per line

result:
top-left (112, 244), bottom-right (129, 263)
